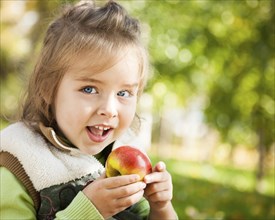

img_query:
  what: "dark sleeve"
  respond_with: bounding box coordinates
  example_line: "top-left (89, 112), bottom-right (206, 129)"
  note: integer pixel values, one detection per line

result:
top-left (114, 197), bottom-right (150, 220)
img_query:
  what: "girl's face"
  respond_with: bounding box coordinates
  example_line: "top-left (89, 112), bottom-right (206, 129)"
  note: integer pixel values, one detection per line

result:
top-left (54, 49), bottom-right (140, 155)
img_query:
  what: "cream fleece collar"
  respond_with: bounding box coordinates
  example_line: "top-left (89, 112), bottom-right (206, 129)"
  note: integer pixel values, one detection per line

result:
top-left (0, 122), bottom-right (105, 191)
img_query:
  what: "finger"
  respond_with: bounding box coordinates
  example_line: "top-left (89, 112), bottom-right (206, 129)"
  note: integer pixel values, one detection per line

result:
top-left (110, 181), bottom-right (146, 198)
top-left (145, 181), bottom-right (171, 197)
top-left (144, 170), bottom-right (171, 184)
top-left (104, 174), bottom-right (140, 189)
top-left (147, 190), bottom-right (173, 203)
top-left (155, 161), bottom-right (166, 172)
top-left (116, 188), bottom-right (145, 209)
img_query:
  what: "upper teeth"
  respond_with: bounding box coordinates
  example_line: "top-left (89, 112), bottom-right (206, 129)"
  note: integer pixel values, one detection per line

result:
top-left (94, 126), bottom-right (110, 131)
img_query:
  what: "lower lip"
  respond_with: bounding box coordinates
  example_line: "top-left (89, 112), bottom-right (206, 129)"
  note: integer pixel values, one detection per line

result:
top-left (86, 128), bottom-right (112, 143)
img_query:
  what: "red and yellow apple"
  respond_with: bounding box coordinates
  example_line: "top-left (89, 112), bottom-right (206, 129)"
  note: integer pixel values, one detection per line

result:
top-left (105, 146), bottom-right (152, 180)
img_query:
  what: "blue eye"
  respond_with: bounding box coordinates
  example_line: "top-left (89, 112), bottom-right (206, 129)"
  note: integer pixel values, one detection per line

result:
top-left (117, 90), bottom-right (131, 97)
top-left (83, 86), bottom-right (96, 94)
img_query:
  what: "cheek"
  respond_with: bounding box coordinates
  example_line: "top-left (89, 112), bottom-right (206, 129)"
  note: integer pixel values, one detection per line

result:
top-left (54, 99), bottom-right (68, 129)
top-left (119, 102), bottom-right (137, 127)
top-left (54, 88), bottom-right (76, 127)
top-left (55, 99), bottom-right (81, 126)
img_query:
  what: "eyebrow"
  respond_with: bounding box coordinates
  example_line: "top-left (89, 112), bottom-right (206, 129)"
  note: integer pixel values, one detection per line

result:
top-left (75, 76), bottom-right (103, 84)
top-left (75, 76), bottom-right (139, 88)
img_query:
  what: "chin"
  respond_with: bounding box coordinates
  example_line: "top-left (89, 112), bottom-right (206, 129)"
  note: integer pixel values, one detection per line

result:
top-left (84, 141), bottom-right (112, 155)
top-left (81, 146), bottom-right (103, 155)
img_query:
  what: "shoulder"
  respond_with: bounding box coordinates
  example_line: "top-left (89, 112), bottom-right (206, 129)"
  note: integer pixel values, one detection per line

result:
top-left (0, 167), bottom-right (36, 219)
top-left (1, 122), bottom-right (33, 134)
top-left (1, 166), bottom-right (27, 190)
top-left (1, 122), bottom-right (44, 150)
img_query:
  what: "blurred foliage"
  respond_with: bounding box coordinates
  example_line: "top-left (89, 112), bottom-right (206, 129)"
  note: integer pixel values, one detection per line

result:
top-left (128, 0), bottom-right (274, 187)
top-left (151, 156), bottom-right (275, 220)
top-left (172, 172), bottom-right (274, 220)
top-left (134, 0), bottom-right (274, 149)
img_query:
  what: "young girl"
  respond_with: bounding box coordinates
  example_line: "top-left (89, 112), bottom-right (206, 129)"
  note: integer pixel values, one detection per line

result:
top-left (0, 1), bottom-right (177, 219)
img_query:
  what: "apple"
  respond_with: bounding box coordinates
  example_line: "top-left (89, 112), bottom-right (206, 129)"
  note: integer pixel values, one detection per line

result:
top-left (105, 146), bottom-right (152, 180)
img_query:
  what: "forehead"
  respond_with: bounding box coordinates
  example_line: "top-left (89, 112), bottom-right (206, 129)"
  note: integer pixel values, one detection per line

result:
top-left (66, 47), bottom-right (141, 78)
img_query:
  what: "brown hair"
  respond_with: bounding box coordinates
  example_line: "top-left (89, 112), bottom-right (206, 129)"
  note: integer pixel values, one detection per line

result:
top-left (21, 0), bottom-right (148, 129)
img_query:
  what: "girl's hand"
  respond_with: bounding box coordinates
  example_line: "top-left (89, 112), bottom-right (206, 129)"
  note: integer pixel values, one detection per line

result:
top-left (144, 161), bottom-right (176, 219)
top-left (144, 161), bottom-right (173, 208)
top-left (82, 173), bottom-right (146, 219)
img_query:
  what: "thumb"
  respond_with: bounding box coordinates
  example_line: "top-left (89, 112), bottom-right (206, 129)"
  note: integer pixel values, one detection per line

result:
top-left (154, 161), bottom-right (166, 172)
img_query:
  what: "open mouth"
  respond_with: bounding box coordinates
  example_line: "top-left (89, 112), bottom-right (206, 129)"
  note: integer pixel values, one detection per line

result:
top-left (86, 125), bottom-right (113, 143)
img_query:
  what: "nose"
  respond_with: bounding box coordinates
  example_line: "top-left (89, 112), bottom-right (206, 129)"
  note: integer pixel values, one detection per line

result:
top-left (97, 95), bottom-right (118, 118)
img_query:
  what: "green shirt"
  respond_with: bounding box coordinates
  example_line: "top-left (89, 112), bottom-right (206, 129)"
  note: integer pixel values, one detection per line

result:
top-left (0, 166), bottom-right (149, 220)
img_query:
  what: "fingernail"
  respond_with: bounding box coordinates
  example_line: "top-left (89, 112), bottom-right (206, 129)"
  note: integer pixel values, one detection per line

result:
top-left (133, 174), bottom-right (140, 181)
top-left (144, 176), bottom-right (150, 183)
top-left (140, 182), bottom-right (146, 189)
top-left (159, 161), bottom-right (165, 170)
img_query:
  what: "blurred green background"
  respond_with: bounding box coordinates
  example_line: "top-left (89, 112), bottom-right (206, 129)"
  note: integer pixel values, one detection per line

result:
top-left (1, 0), bottom-right (274, 219)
